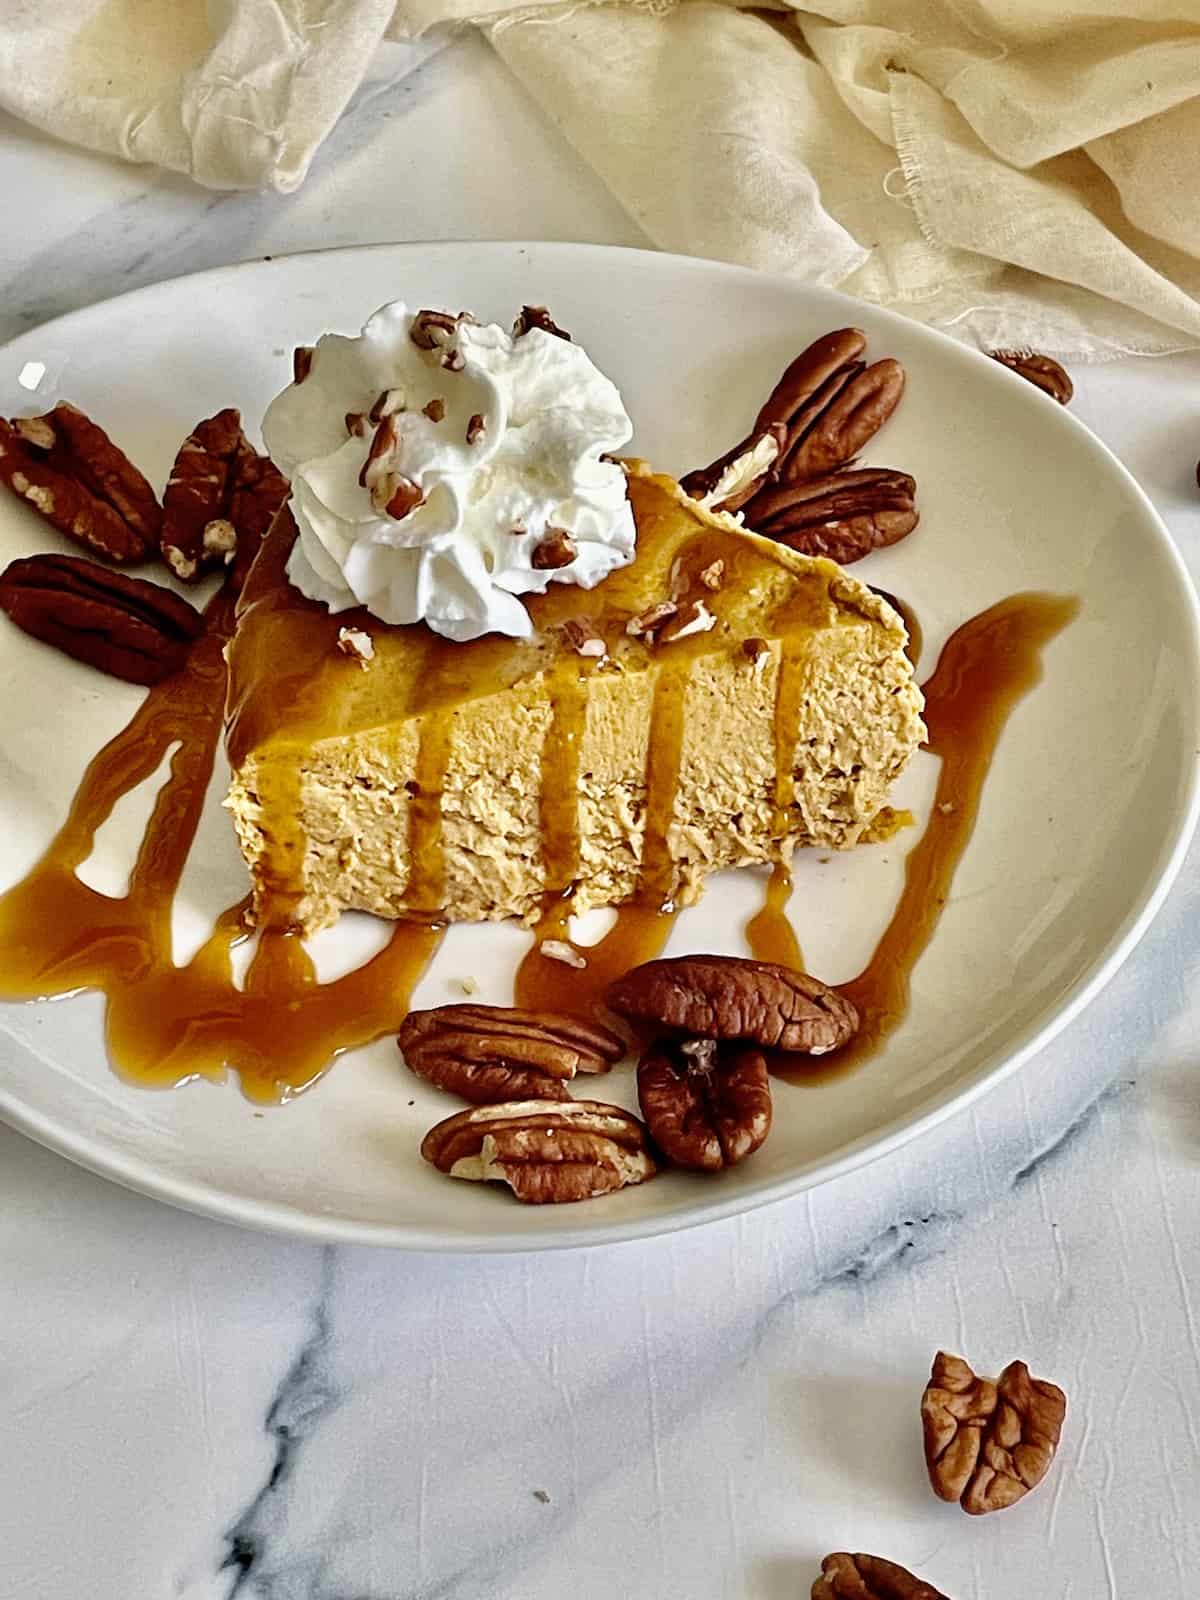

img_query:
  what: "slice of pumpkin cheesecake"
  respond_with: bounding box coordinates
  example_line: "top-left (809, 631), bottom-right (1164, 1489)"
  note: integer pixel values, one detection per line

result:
top-left (225, 463), bottom-right (925, 933)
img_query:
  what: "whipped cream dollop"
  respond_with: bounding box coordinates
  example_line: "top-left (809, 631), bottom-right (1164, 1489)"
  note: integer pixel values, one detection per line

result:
top-left (261, 302), bottom-right (636, 642)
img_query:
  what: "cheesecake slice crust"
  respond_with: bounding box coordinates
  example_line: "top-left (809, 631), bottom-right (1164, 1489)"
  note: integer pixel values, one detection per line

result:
top-left (225, 465), bottom-right (925, 933)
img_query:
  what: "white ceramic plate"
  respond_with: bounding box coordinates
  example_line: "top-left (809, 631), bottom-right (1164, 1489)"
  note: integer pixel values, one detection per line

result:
top-left (0, 242), bottom-right (1196, 1250)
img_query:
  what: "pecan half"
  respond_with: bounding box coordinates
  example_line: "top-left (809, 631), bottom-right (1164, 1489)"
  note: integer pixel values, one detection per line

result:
top-left (160, 409), bottom-right (245, 582)
top-left (399, 1004), bottom-right (623, 1105)
top-left (0, 553), bottom-right (203, 685)
top-left (782, 359), bottom-right (906, 481)
top-left (754, 328), bottom-right (868, 437)
top-left (607, 955), bottom-right (858, 1055)
top-left (743, 468), bottom-right (918, 565)
top-left (513, 305), bottom-right (571, 341)
top-left (0, 405), bottom-right (160, 562)
top-left (813, 1553), bottom-right (949, 1600)
top-left (638, 1038), bottom-right (771, 1171)
top-left (921, 1350), bottom-right (1066, 1515)
top-left (679, 423), bottom-right (787, 513)
top-left (683, 328), bottom-right (907, 513)
top-left (989, 349), bottom-right (1073, 405)
top-left (611, 953), bottom-right (857, 1056)
top-left (420, 1100), bottom-right (656, 1204)
top-left (225, 445), bottom-right (290, 594)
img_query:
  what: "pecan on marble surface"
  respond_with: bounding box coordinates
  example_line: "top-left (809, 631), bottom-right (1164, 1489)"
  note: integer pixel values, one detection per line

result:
top-left (813, 1552), bottom-right (950, 1600)
top-left (420, 1100), bottom-right (656, 1204)
top-left (988, 349), bottom-right (1073, 404)
top-left (921, 1349), bottom-right (1067, 1514)
top-left (0, 404), bottom-right (161, 562)
top-left (743, 468), bottom-right (918, 565)
top-left (399, 1004), bottom-right (623, 1106)
top-left (607, 955), bottom-right (858, 1056)
top-left (0, 552), bottom-right (203, 685)
top-left (637, 1037), bottom-right (771, 1171)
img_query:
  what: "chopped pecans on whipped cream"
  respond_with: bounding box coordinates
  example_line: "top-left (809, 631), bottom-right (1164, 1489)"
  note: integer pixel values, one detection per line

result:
top-left (261, 301), bottom-right (636, 643)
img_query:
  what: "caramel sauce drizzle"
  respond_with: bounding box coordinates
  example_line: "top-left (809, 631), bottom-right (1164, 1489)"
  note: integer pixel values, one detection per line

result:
top-left (0, 594), bottom-right (442, 1103)
top-left (770, 591), bottom-right (1080, 1084)
top-left (0, 439), bottom-right (1075, 1107)
top-left (513, 660), bottom-right (689, 1013)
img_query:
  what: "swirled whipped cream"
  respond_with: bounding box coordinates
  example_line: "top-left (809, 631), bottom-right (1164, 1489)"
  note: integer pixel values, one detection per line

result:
top-left (261, 302), bottom-right (636, 642)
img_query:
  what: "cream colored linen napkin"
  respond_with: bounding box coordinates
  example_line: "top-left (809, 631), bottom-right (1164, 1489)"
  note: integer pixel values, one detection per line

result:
top-left (5, 0), bottom-right (1200, 356)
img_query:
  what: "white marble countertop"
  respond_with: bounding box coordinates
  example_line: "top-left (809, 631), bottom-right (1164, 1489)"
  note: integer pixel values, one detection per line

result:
top-left (3, 34), bottom-right (1199, 1600)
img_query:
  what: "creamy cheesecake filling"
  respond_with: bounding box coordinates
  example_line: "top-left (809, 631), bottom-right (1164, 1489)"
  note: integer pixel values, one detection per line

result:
top-left (225, 467), bottom-right (926, 934)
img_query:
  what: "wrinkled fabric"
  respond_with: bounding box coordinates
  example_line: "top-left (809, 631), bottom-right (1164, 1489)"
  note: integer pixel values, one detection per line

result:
top-left (5, 0), bottom-right (1200, 353)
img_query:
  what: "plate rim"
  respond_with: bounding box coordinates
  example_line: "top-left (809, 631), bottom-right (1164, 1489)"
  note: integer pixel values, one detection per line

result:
top-left (1, 237), bottom-right (1197, 1251)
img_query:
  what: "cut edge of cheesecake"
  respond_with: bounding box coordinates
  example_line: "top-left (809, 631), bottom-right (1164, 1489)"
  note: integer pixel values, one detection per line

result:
top-left (225, 463), bottom-right (926, 933)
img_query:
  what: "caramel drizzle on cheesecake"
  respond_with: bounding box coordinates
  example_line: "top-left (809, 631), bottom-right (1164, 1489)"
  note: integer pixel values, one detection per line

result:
top-left (0, 590), bottom-right (441, 1102)
top-left (0, 464), bottom-right (1075, 1101)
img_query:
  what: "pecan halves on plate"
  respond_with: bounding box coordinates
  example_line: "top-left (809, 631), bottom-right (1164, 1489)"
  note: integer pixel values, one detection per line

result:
top-left (0, 405), bottom-right (161, 562)
top-left (421, 1100), bottom-right (657, 1204)
top-left (682, 328), bottom-right (907, 514)
top-left (161, 410), bottom-right (290, 585)
top-left (813, 1552), bottom-right (950, 1600)
top-left (679, 423), bottom-right (788, 513)
top-left (0, 553), bottom-right (204, 685)
top-left (782, 359), bottom-right (906, 481)
top-left (989, 349), bottom-right (1073, 405)
top-left (921, 1350), bottom-right (1066, 1514)
top-left (638, 1038), bottom-right (771, 1171)
top-left (399, 1004), bottom-right (624, 1105)
top-left (607, 955), bottom-right (858, 1056)
top-left (743, 468), bottom-right (918, 566)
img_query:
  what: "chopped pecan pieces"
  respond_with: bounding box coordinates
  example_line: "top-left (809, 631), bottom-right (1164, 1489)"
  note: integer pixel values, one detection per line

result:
top-left (409, 309), bottom-right (463, 349)
top-left (400, 1004), bottom-right (623, 1105)
top-left (560, 618), bottom-right (607, 658)
top-left (422, 398), bottom-right (445, 423)
top-left (0, 404), bottom-right (160, 562)
top-left (370, 388), bottom-right (405, 424)
top-left (625, 600), bottom-right (677, 639)
top-left (466, 412), bottom-right (485, 445)
top-left (293, 346), bottom-right (314, 384)
top-left (607, 955), bottom-right (858, 1055)
top-left (336, 626), bottom-right (374, 667)
top-left (0, 553), bottom-right (203, 685)
top-left (743, 468), bottom-right (918, 566)
top-left (989, 349), bottom-right (1073, 405)
top-left (813, 1552), bottom-right (949, 1600)
top-left (513, 305), bottom-right (571, 341)
top-left (921, 1350), bottom-right (1066, 1515)
top-left (531, 528), bottom-right (577, 569)
top-left (638, 1038), bottom-right (771, 1171)
top-left (421, 1100), bottom-right (656, 1203)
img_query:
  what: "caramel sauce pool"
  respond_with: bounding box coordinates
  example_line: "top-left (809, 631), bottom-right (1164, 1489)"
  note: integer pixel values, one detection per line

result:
top-left (0, 594), bottom-right (441, 1103)
top-left (768, 591), bottom-right (1080, 1085)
